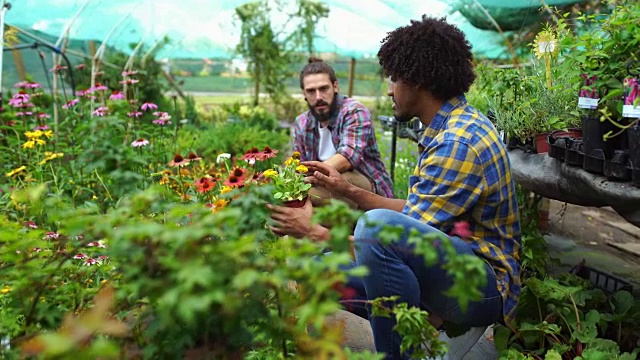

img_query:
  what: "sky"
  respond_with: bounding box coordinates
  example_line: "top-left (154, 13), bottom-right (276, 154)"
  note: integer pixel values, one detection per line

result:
top-left (7, 0), bottom-right (511, 59)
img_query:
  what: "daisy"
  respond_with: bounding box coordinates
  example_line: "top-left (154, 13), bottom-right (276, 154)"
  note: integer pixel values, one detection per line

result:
top-left (43, 232), bottom-right (60, 240)
top-left (73, 253), bottom-right (88, 259)
top-left (84, 258), bottom-right (98, 266)
top-left (231, 167), bottom-right (246, 179)
top-left (216, 153), bottom-right (231, 164)
top-left (37, 112), bottom-right (50, 119)
top-left (26, 82), bottom-right (42, 89)
top-left (127, 111), bottom-right (143, 118)
top-left (169, 154), bottom-right (189, 167)
top-left (121, 70), bottom-right (137, 77)
top-left (131, 138), bottom-right (150, 147)
top-left (75, 64), bottom-right (86, 70)
top-left (49, 65), bottom-right (68, 73)
top-left (91, 83), bottom-right (108, 92)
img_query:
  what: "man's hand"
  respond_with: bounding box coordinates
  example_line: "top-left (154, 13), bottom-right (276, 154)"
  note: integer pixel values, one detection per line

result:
top-left (302, 161), bottom-right (354, 198)
top-left (267, 199), bottom-right (314, 239)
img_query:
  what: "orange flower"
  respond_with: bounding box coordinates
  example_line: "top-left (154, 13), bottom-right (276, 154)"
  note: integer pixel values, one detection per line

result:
top-left (186, 151), bottom-right (202, 162)
top-left (261, 146), bottom-right (278, 159)
top-left (223, 174), bottom-right (245, 188)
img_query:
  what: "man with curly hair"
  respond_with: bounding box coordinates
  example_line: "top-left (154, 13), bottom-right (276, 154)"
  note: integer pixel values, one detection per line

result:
top-left (269, 16), bottom-right (522, 359)
top-left (292, 57), bottom-right (394, 207)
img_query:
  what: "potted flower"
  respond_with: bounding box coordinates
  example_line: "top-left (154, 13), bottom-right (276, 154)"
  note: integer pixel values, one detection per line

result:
top-left (262, 152), bottom-right (312, 207)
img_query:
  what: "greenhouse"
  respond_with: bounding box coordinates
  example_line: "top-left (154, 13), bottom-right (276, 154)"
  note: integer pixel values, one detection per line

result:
top-left (1, 0), bottom-right (639, 359)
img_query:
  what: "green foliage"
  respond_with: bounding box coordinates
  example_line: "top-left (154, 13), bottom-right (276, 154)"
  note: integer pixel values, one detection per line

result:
top-left (556, 0), bottom-right (640, 133)
top-left (234, 0), bottom-right (329, 106)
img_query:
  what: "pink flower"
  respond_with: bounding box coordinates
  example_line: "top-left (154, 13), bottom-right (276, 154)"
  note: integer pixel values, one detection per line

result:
top-left (26, 82), bottom-right (42, 89)
top-left (127, 111), bottom-right (143, 118)
top-left (43, 232), bottom-right (60, 240)
top-left (32, 247), bottom-right (42, 252)
top-left (141, 102), bottom-right (158, 111)
top-left (118, 79), bottom-right (139, 85)
top-left (62, 98), bottom-right (80, 109)
top-left (91, 83), bottom-right (108, 92)
top-left (121, 70), bottom-right (137, 77)
top-left (37, 112), bottom-right (50, 119)
top-left (24, 221), bottom-right (38, 229)
top-left (73, 253), bottom-right (88, 259)
top-left (92, 106), bottom-right (109, 117)
top-left (131, 138), bottom-right (149, 147)
top-left (109, 90), bottom-right (126, 100)
top-left (33, 125), bottom-right (50, 130)
top-left (49, 65), bottom-right (68, 73)
top-left (14, 81), bottom-right (29, 88)
top-left (75, 64), bottom-right (86, 70)
top-left (152, 119), bottom-right (172, 126)
top-left (87, 241), bottom-right (107, 248)
top-left (450, 221), bottom-right (472, 239)
top-left (98, 255), bottom-right (109, 261)
top-left (83, 258), bottom-right (98, 266)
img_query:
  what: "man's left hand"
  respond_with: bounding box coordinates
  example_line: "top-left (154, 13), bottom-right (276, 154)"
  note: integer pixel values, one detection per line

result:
top-left (267, 198), bottom-right (314, 238)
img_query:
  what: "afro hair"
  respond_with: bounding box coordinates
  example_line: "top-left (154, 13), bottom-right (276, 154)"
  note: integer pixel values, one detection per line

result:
top-left (377, 16), bottom-right (476, 101)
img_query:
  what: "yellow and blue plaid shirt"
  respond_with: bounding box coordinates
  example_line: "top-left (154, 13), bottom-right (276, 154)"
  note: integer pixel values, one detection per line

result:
top-left (403, 95), bottom-right (522, 326)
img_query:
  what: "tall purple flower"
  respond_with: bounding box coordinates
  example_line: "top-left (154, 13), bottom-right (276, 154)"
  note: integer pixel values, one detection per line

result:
top-left (109, 90), bottom-right (126, 100)
top-left (92, 106), bottom-right (109, 117)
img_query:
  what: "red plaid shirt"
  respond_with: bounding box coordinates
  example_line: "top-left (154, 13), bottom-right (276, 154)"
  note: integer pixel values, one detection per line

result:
top-left (293, 95), bottom-right (394, 198)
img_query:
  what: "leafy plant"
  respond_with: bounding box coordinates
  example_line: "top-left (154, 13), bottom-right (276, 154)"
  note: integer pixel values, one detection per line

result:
top-left (262, 151), bottom-right (312, 202)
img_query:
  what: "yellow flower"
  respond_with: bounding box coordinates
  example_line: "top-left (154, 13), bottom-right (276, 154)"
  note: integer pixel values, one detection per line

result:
top-left (22, 140), bottom-right (35, 149)
top-left (284, 157), bottom-right (300, 166)
top-left (291, 151), bottom-right (301, 160)
top-left (42, 130), bottom-right (53, 138)
top-left (211, 198), bottom-right (229, 213)
top-left (263, 169), bottom-right (278, 178)
top-left (34, 139), bottom-right (46, 146)
top-left (220, 186), bottom-right (233, 194)
top-left (24, 130), bottom-right (42, 139)
top-left (295, 165), bottom-right (308, 173)
top-left (1, 286), bottom-right (11, 294)
top-left (39, 152), bottom-right (64, 165)
top-left (6, 166), bottom-right (26, 177)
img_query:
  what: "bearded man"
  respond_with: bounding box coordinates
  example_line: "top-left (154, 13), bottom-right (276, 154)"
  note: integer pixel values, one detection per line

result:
top-left (292, 57), bottom-right (394, 207)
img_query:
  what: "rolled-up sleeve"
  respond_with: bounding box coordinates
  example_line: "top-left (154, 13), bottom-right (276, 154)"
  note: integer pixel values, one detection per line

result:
top-left (335, 108), bottom-right (372, 169)
top-left (292, 116), bottom-right (307, 160)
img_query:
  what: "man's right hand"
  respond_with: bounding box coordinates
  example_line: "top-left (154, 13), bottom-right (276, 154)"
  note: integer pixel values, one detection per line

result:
top-left (302, 161), bottom-right (353, 198)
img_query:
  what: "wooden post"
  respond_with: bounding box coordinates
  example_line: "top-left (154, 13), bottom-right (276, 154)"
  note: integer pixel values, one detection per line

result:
top-left (88, 40), bottom-right (96, 57)
top-left (12, 49), bottom-right (26, 82)
top-left (347, 57), bottom-right (356, 98)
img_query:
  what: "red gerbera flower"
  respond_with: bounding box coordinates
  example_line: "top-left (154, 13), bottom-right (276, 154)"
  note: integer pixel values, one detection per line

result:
top-left (197, 180), bottom-right (215, 193)
top-left (240, 147), bottom-right (261, 161)
top-left (232, 167), bottom-right (246, 179)
top-left (260, 146), bottom-right (278, 160)
top-left (224, 174), bottom-right (245, 187)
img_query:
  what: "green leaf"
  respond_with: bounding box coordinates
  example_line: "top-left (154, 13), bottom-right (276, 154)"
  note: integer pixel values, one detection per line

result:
top-left (610, 291), bottom-right (634, 317)
top-left (545, 349), bottom-right (562, 360)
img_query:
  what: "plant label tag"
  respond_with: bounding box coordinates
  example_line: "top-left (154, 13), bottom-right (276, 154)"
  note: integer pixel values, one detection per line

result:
top-left (622, 105), bottom-right (640, 119)
top-left (578, 97), bottom-right (599, 109)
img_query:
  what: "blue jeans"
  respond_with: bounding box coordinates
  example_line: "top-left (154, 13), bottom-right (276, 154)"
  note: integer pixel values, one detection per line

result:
top-left (342, 209), bottom-right (503, 360)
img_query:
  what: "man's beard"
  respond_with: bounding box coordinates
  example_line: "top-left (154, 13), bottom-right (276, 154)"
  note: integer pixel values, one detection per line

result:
top-left (308, 93), bottom-right (339, 122)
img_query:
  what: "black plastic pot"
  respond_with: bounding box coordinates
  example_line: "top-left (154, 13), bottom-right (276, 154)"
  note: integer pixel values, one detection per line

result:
top-left (565, 138), bottom-right (584, 167)
top-left (603, 150), bottom-right (631, 181)
top-left (628, 122), bottom-right (640, 187)
top-left (581, 115), bottom-right (618, 174)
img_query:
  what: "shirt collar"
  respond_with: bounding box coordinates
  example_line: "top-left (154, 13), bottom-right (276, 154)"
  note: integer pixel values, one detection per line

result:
top-left (418, 95), bottom-right (468, 147)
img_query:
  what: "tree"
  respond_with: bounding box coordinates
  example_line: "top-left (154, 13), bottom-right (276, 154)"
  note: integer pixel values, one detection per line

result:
top-left (235, 0), bottom-right (329, 106)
